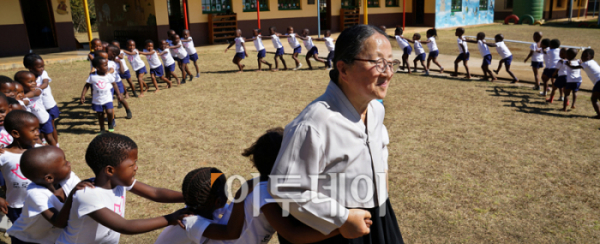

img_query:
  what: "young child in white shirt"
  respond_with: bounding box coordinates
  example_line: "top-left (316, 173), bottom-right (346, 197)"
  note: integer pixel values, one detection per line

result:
top-left (182, 29), bottom-right (200, 79)
top-left (261, 27), bottom-right (287, 71)
top-left (548, 48), bottom-right (569, 103)
top-left (386, 27), bottom-right (412, 73)
top-left (489, 34), bottom-right (518, 82)
top-left (245, 29), bottom-right (273, 71)
top-left (466, 32), bottom-right (497, 81)
top-left (170, 34), bottom-right (193, 83)
top-left (225, 29), bottom-right (249, 73)
top-left (562, 48), bottom-right (582, 111)
top-left (419, 29), bottom-right (444, 73)
top-left (56, 133), bottom-right (186, 244)
top-left (0, 93), bottom-right (13, 149)
top-left (14, 71), bottom-right (52, 143)
top-left (111, 41), bottom-right (137, 98)
top-left (298, 29), bottom-right (326, 70)
top-left (7, 146), bottom-right (92, 244)
top-left (524, 32), bottom-right (544, 89)
top-left (121, 40), bottom-right (150, 97)
top-left (281, 26), bottom-right (303, 70)
top-left (106, 45), bottom-right (133, 120)
top-left (540, 39), bottom-right (562, 96)
top-left (314, 30), bottom-right (335, 69)
top-left (140, 40), bottom-right (173, 93)
top-left (566, 49), bottom-right (600, 117)
top-left (159, 40), bottom-right (181, 85)
top-left (452, 27), bottom-right (471, 78)
top-left (0, 78), bottom-right (16, 100)
top-left (405, 33), bottom-right (429, 75)
top-left (80, 56), bottom-right (121, 133)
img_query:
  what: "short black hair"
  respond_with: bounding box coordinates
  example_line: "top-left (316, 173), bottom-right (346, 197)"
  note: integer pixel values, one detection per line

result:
top-left (269, 26), bottom-right (276, 31)
top-left (550, 39), bottom-right (561, 49)
top-left (414, 33), bottom-right (421, 39)
top-left (540, 38), bottom-right (550, 47)
top-left (0, 92), bottom-right (7, 105)
top-left (395, 27), bottom-right (403, 35)
top-left (456, 27), bottom-right (465, 34)
top-left (111, 40), bottom-right (120, 45)
top-left (0, 76), bottom-right (12, 86)
top-left (583, 49), bottom-right (595, 59)
top-left (254, 28), bottom-right (261, 34)
top-left (13, 71), bottom-right (34, 85)
top-left (6, 97), bottom-right (19, 106)
top-left (477, 32), bottom-right (486, 39)
top-left (426, 28), bottom-right (437, 37)
top-left (23, 53), bottom-right (42, 68)
top-left (495, 34), bottom-right (504, 41)
top-left (242, 127), bottom-right (284, 181)
top-left (85, 133), bottom-right (137, 175)
top-left (330, 25), bottom-right (386, 83)
top-left (567, 48), bottom-right (578, 60)
top-left (107, 45), bottom-right (120, 57)
top-left (145, 39), bottom-right (154, 46)
top-left (92, 56), bottom-right (106, 68)
top-left (182, 167), bottom-right (226, 214)
top-left (5, 110), bottom-right (37, 133)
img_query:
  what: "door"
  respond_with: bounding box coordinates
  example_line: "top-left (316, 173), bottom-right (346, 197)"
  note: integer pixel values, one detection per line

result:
top-left (321, 0), bottom-right (330, 31)
top-left (20, 0), bottom-right (58, 49)
top-left (415, 0), bottom-right (425, 25)
top-left (168, 0), bottom-right (188, 33)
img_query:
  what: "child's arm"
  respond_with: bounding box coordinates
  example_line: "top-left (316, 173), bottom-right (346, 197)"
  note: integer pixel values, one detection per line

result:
top-left (80, 83), bottom-right (90, 104)
top-left (111, 83), bottom-right (123, 102)
top-left (138, 50), bottom-right (155, 56)
top-left (241, 42), bottom-right (248, 57)
top-left (420, 39), bottom-right (431, 44)
top-left (120, 49), bottom-right (137, 56)
top-left (88, 207), bottom-right (187, 235)
top-left (296, 36), bottom-right (308, 41)
top-left (262, 203), bottom-right (342, 243)
top-left (464, 39), bottom-right (477, 44)
top-left (224, 42), bottom-right (235, 53)
top-left (459, 40), bottom-right (467, 53)
top-left (405, 39), bottom-right (415, 44)
top-left (40, 180), bottom-right (95, 228)
top-left (0, 198), bottom-right (7, 214)
top-left (88, 53), bottom-right (94, 61)
top-left (245, 37), bottom-right (257, 42)
top-left (24, 87), bottom-right (43, 98)
top-left (38, 78), bottom-right (49, 90)
top-left (524, 50), bottom-right (533, 62)
top-left (129, 181), bottom-right (184, 203)
top-left (567, 62), bottom-right (584, 69)
top-left (485, 42), bottom-right (497, 47)
top-left (202, 179), bottom-right (255, 240)
top-left (116, 58), bottom-right (125, 74)
top-left (181, 38), bottom-right (192, 43)
top-left (261, 35), bottom-right (272, 39)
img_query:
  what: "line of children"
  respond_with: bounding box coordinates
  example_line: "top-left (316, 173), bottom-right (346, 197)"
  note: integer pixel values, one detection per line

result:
top-left (466, 32), bottom-right (497, 81)
top-left (224, 29), bottom-right (249, 73)
top-left (404, 33), bottom-right (429, 75)
top-left (245, 29), bottom-right (272, 72)
top-left (490, 34), bottom-right (519, 83)
top-left (524, 32), bottom-right (544, 88)
top-left (541, 39), bottom-right (562, 97)
top-left (548, 48), bottom-right (569, 103)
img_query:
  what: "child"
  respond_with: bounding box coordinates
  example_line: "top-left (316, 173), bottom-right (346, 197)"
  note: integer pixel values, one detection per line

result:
top-left (13, 82), bottom-right (28, 110)
top-left (0, 93), bottom-right (13, 149)
top-left (121, 40), bottom-right (150, 97)
top-left (166, 29), bottom-right (176, 45)
top-left (0, 78), bottom-right (16, 99)
top-left (181, 29), bottom-right (200, 79)
top-left (111, 41), bottom-right (137, 98)
top-left (490, 34), bottom-right (518, 82)
top-left (80, 56), bottom-right (122, 133)
top-left (282, 26), bottom-right (303, 70)
top-left (466, 32), bottom-right (496, 81)
top-left (107, 45), bottom-right (133, 119)
top-left (541, 39), bottom-right (561, 96)
top-left (0, 110), bottom-right (39, 224)
top-left (13, 71), bottom-right (53, 146)
top-left (562, 48), bottom-right (582, 111)
top-left (566, 49), bottom-right (600, 118)
top-left (140, 40), bottom-right (173, 93)
top-left (245, 29), bottom-right (273, 72)
top-left (388, 27), bottom-right (411, 73)
top-left (225, 29), bottom-right (248, 73)
top-left (7, 146), bottom-right (93, 244)
top-left (314, 30), bottom-right (335, 69)
top-left (420, 29), bottom-right (444, 73)
top-left (23, 53), bottom-right (59, 146)
top-left (548, 48), bottom-right (568, 103)
top-left (298, 29), bottom-right (326, 70)
top-left (405, 33), bottom-right (429, 75)
top-left (55, 133), bottom-right (186, 244)
top-left (158, 40), bottom-right (181, 85)
top-left (88, 38), bottom-right (103, 73)
top-left (262, 27), bottom-right (287, 71)
top-left (452, 27), bottom-right (471, 78)
top-left (170, 34), bottom-right (193, 83)
top-left (524, 32), bottom-right (544, 89)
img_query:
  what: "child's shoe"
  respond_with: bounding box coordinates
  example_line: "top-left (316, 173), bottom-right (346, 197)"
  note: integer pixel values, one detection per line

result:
top-left (195, 73), bottom-right (200, 78)
top-left (126, 109), bottom-right (132, 119)
top-left (112, 119), bottom-right (116, 128)
top-left (533, 85), bottom-right (540, 90)
top-left (188, 74), bottom-right (193, 81)
top-left (558, 96), bottom-right (564, 101)
top-left (117, 101), bottom-right (123, 109)
top-left (546, 96), bottom-right (554, 103)
top-left (539, 91), bottom-right (547, 96)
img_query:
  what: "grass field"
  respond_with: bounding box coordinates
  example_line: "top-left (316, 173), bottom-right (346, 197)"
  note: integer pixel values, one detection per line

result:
top-left (1, 24), bottom-right (600, 243)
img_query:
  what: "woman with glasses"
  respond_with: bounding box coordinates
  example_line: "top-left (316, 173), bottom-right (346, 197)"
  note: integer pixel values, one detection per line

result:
top-left (268, 25), bottom-right (404, 244)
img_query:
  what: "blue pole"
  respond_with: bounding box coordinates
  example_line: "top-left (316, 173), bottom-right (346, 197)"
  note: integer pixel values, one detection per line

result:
top-left (318, 0), bottom-right (321, 38)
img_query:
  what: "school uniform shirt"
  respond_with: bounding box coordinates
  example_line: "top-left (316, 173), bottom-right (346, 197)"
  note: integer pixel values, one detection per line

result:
top-left (530, 43), bottom-right (544, 62)
top-left (86, 73), bottom-right (116, 105)
top-left (145, 51), bottom-right (162, 69)
top-left (154, 204), bottom-right (231, 244)
top-left (126, 49), bottom-right (146, 72)
top-left (235, 37), bottom-right (245, 53)
top-left (56, 180), bottom-right (136, 244)
top-left (457, 37), bottom-right (469, 53)
top-left (566, 60), bottom-right (582, 83)
top-left (119, 51), bottom-right (129, 72)
top-left (287, 34), bottom-right (301, 49)
top-left (303, 36), bottom-right (315, 50)
top-left (495, 41), bottom-right (512, 59)
top-left (253, 35), bottom-right (266, 52)
top-left (182, 37), bottom-right (197, 55)
top-left (7, 172), bottom-right (81, 244)
top-left (477, 40), bottom-right (491, 57)
top-left (108, 61), bottom-right (122, 83)
top-left (268, 81), bottom-right (388, 235)
top-left (0, 126), bottom-right (13, 149)
top-left (172, 42), bottom-right (189, 59)
top-left (544, 48), bottom-right (561, 69)
top-left (395, 35), bottom-right (410, 49)
top-left (556, 60), bottom-right (569, 77)
top-left (0, 151), bottom-right (30, 208)
top-left (427, 37), bottom-right (438, 52)
top-left (581, 60), bottom-right (600, 84)
top-left (18, 100), bottom-right (31, 112)
top-left (159, 49), bottom-right (176, 67)
top-left (324, 37), bottom-right (335, 52)
top-left (271, 35), bottom-right (283, 49)
top-left (27, 93), bottom-right (50, 124)
top-left (36, 71), bottom-right (57, 110)
top-left (413, 41), bottom-right (425, 55)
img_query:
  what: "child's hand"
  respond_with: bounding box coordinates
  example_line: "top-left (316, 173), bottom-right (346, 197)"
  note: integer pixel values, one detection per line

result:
top-left (339, 209), bottom-right (372, 239)
top-left (69, 180), bottom-right (94, 198)
top-left (118, 94), bottom-right (124, 102)
top-left (80, 96), bottom-right (86, 104)
top-left (245, 52), bottom-right (248, 57)
top-left (224, 48), bottom-right (228, 53)
top-left (0, 198), bottom-right (8, 214)
top-left (165, 208), bottom-right (194, 229)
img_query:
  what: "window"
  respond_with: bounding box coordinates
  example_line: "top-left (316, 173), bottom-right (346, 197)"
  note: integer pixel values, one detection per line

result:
top-left (342, 0), bottom-right (359, 8)
top-left (307, 0), bottom-right (315, 4)
top-left (202, 0), bottom-right (232, 13)
top-left (479, 0), bottom-right (488, 10)
top-left (451, 0), bottom-right (462, 12)
top-left (368, 0), bottom-right (380, 7)
top-left (506, 0), bottom-right (513, 9)
top-left (243, 0), bottom-right (269, 12)
top-left (385, 0), bottom-right (399, 7)
top-left (278, 0), bottom-right (301, 10)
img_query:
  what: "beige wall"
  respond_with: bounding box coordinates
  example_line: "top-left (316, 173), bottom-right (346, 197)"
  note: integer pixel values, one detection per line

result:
top-left (0, 0), bottom-right (25, 25)
top-left (155, 0), bottom-right (170, 26)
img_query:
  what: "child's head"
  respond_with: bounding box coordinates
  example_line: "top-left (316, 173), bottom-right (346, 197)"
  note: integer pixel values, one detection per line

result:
top-left (182, 167), bottom-right (227, 215)
top-left (324, 30), bottom-right (331, 37)
top-left (7, 97), bottom-right (23, 111)
top-left (455, 27), bottom-right (465, 36)
top-left (85, 133), bottom-right (138, 185)
top-left (21, 146), bottom-right (72, 187)
top-left (379, 25), bottom-right (387, 33)
top-left (23, 53), bottom-right (44, 77)
top-left (287, 26), bottom-right (294, 33)
top-left (476, 32), bottom-right (486, 40)
top-left (550, 39), bottom-right (561, 49)
top-left (413, 33), bottom-right (421, 41)
top-left (533, 31), bottom-right (542, 42)
top-left (13, 82), bottom-right (24, 101)
top-left (253, 29), bottom-right (260, 37)
top-left (242, 127), bottom-right (284, 181)
top-left (145, 40), bottom-right (154, 51)
top-left (494, 34), bottom-right (504, 42)
top-left (168, 29), bottom-right (176, 38)
top-left (14, 71), bottom-right (37, 92)
top-left (302, 29), bottom-right (309, 37)
top-left (566, 48), bottom-right (578, 60)
top-left (0, 93), bottom-right (8, 126)
top-left (92, 57), bottom-right (108, 75)
top-left (4, 110), bottom-right (39, 146)
top-left (102, 41), bottom-right (109, 50)
top-left (559, 47), bottom-right (568, 59)
top-left (582, 49), bottom-right (595, 62)
top-left (126, 39), bottom-right (136, 51)
top-left (111, 40), bottom-right (121, 49)
top-left (161, 40), bottom-right (169, 50)
top-left (91, 38), bottom-right (103, 51)
top-left (94, 50), bottom-right (108, 60)
top-left (540, 38), bottom-right (550, 49)
top-left (182, 29), bottom-right (190, 39)
top-left (235, 29), bottom-right (241, 37)
top-left (107, 45), bottom-right (120, 60)
top-left (426, 28), bottom-right (437, 38)
top-left (172, 35), bottom-right (181, 44)
top-left (395, 27), bottom-right (403, 36)
top-left (0, 76), bottom-right (15, 99)
top-left (269, 26), bottom-right (276, 35)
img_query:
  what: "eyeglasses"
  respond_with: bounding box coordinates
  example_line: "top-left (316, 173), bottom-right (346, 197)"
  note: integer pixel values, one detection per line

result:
top-left (353, 58), bottom-right (401, 73)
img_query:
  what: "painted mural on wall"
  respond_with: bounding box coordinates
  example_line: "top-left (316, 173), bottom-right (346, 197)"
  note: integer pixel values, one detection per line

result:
top-left (435, 0), bottom-right (495, 28)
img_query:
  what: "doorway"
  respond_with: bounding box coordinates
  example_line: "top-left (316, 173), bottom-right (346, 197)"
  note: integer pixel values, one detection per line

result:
top-left (415, 0), bottom-right (425, 25)
top-left (168, 0), bottom-right (188, 33)
top-left (19, 0), bottom-right (58, 50)
top-left (321, 0), bottom-right (330, 31)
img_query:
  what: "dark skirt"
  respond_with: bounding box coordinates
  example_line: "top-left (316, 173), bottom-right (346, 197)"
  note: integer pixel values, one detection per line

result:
top-left (278, 198), bottom-right (404, 244)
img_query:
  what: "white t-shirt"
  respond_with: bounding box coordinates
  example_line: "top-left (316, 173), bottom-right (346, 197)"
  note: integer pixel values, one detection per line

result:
top-left (7, 172), bottom-right (81, 244)
top-left (0, 151), bottom-right (30, 208)
top-left (119, 51), bottom-right (129, 72)
top-left (182, 37), bottom-right (197, 55)
top-left (172, 43), bottom-right (189, 59)
top-left (556, 60), bottom-right (569, 77)
top-left (253, 35), bottom-right (265, 51)
top-left (477, 40), bottom-right (491, 57)
top-left (86, 73), bottom-right (115, 105)
top-left (582, 60), bottom-right (600, 84)
top-left (108, 61), bottom-right (122, 83)
top-left (324, 37), bottom-right (335, 52)
top-left (457, 37), bottom-right (468, 54)
top-left (28, 94), bottom-right (50, 124)
top-left (303, 36), bottom-right (315, 50)
top-left (530, 43), bottom-right (544, 62)
top-left (145, 51), bottom-right (162, 69)
top-left (235, 37), bottom-right (245, 53)
top-left (56, 181), bottom-right (135, 244)
top-left (271, 35), bottom-right (283, 49)
top-left (413, 41), bottom-right (425, 55)
top-left (544, 48), bottom-right (561, 69)
top-left (154, 205), bottom-right (231, 244)
top-left (426, 37), bottom-right (438, 52)
top-left (495, 41), bottom-right (512, 59)
top-left (36, 71), bottom-right (57, 110)
top-left (287, 34), bottom-right (300, 49)
top-left (0, 127), bottom-right (13, 149)
top-left (126, 49), bottom-right (146, 71)
top-left (159, 49), bottom-right (176, 67)
top-left (566, 60), bottom-right (582, 83)
top-left (395, 35), bottom-right (409, 49)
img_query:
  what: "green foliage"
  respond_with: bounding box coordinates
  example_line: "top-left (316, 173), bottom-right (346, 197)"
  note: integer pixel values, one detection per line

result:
top-left (70, 0), bottom-right (97, 33)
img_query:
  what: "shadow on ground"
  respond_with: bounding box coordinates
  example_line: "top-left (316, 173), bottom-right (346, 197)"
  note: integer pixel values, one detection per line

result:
top-left (487, 86), bottom-right (590, 118)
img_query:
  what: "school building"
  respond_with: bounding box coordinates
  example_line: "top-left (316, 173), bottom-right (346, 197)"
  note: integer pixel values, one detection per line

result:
top-left (495, 0), bottom-right (591, 21)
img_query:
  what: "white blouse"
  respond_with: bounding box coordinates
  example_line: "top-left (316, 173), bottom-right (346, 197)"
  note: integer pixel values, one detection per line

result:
top-left (268, 81), bottom-right (388, 235)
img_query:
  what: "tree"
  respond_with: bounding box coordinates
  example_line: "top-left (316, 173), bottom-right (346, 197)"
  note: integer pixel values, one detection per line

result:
top-left (70, 0), bottom-right (97, 33)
